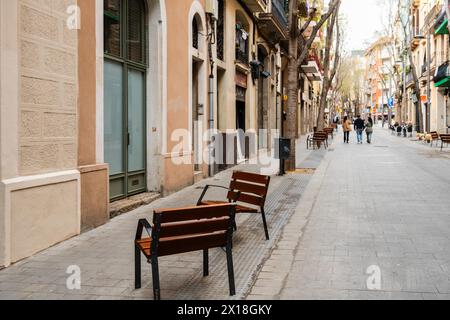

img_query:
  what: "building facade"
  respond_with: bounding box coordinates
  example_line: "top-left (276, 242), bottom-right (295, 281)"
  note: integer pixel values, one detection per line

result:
top-left (0, 0), bottom-right (324, 268)
top-left (364, 37), bottom-right (396, 122)
top-left (405, 0), bottom-right (450, 133)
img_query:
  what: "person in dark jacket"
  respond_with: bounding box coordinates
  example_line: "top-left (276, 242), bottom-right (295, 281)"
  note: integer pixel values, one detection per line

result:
top-left (354, 115), bottom-right (365, 144)
top-left (365, 116), bottom-right (374, 144)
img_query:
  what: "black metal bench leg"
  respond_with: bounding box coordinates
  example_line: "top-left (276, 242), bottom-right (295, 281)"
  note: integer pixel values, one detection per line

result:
top-left (261, 208), bottom-right (270, 241)
top-left (134, 245), bottom-right (142, 289)
top-left (203, 249), bottom-right (209, 277)
top-left (151, 257), bottom-right (161, 300)
top-left (226, 244), bottom-right (236, 296)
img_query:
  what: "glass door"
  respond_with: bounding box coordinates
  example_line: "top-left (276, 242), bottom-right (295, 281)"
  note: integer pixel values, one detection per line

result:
top-left (104, 0), bottom-right (147, 201)
top-left (127, 68), bottom-right (146, 194)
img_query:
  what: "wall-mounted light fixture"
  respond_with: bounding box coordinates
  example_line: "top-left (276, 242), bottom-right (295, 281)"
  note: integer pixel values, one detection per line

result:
top-left (250, 60), bottom-right (271, 83)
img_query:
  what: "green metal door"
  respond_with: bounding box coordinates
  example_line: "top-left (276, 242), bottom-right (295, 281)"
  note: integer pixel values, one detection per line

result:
top-left (104, 0), bottom-right (147, 201)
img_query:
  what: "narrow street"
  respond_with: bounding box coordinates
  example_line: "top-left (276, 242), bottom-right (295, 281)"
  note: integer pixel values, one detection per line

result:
top-left (1, 127), bottom-right (449, 300)
top-left (250, 126), bottom-right (450, 300)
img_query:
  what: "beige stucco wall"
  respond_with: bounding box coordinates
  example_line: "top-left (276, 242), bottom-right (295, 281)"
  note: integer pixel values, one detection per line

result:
top-left (10, 177), bottom-right (79, 262)
top-left (0, 0), bottom-right (81, 267)
top-left (19, 0), bottom-right (78, 176)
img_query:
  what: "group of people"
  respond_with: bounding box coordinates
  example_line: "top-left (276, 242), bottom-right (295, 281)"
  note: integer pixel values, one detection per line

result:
top-left (341, 115), bottom-right (374, 144)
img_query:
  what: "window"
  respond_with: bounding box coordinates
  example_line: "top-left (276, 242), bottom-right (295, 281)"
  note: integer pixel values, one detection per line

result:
top-left (235, 23), bottom-right (249, 64)
top-left (104, 0), bottom-right (147, 65)
top-left (104, 0), bottom-right (121, 57)
top-left (217, 0), bottom-right (224, 61)
top-left (193, 19), bottom-right (199, 49)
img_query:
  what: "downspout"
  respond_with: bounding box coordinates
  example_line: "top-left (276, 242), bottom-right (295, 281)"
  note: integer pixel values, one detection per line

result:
top-left (207, 13), bottom-right (216, 177)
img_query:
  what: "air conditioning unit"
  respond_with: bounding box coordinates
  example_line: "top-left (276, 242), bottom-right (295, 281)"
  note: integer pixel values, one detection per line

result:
top-left (206, 0), bottom-right (219, 19)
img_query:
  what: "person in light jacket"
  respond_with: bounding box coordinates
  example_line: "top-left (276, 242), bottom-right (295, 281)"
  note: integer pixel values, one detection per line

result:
top-left (342, 116), bottom-right (352, 144)
top-left (365, 116), bottom-right (374, 144)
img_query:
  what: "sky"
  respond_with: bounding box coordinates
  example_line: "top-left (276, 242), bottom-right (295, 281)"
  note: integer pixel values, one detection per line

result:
top-left (341, 0), bottom-right (385, 52)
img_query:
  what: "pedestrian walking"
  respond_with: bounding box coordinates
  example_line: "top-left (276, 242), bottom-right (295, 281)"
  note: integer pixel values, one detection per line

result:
top-left (365, 116), bottom-right (374, 144)
top-left (354, 115), bottom-right (365, 144)
top-left (342, 116), bottom-right (352, 144)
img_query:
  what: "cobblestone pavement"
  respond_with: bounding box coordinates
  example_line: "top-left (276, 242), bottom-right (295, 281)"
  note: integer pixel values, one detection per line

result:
top-left (248, 126), bottom-right (450, 300)
top-left (0, 139), bottom-right (327, 300)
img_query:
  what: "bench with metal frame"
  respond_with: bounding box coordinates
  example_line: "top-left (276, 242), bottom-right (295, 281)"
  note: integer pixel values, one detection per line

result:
top-left (440, 134), bottom-right (450, 151)
top-left (429, 131), bottom-right (440, 147)
top-left (307, 131), bottom-right (328, 150)
top-left (134, 204), bottom-right (237, 300)
top-left (197, 171), bottom-right (271, 241)
top-left (324, 127), bottom-right (334, 140)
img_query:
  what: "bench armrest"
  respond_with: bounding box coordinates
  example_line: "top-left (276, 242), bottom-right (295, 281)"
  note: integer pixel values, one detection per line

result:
top-left (135, 219), bottom-right (152, 241)
top-left (197, 185), bottom-right (242, 205)
top-left (197, 185), bottom-right (230, 205)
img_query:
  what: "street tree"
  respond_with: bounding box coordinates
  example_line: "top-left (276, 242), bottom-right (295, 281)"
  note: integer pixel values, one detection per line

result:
top-left (285, 0), bottom-right (341, 171)
top-left (316, 2), bottom-right (342, 131)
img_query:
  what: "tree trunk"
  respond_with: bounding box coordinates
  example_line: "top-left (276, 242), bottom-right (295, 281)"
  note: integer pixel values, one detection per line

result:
top-left (285, 0), bottom-right (299, 171)
top-left (317, 5), bottom-right (340, 131)
top-left (408, 48), bottom-right (424, 132)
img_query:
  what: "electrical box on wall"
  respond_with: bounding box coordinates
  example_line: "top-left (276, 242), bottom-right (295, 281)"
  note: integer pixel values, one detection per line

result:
top-left (206, 0), bottom-right (219, 19)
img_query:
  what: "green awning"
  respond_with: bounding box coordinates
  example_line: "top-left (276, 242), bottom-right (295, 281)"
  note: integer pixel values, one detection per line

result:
top-left (435, 19), bottom-right (449, 35)
top-left (434, 77), bottom-right (450, 87)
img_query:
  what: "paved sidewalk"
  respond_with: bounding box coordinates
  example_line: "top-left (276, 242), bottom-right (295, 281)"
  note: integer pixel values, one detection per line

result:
top-left (248, 127), bottom-right (450, 300)
top-left (0, 137), bottom-right (327, 300)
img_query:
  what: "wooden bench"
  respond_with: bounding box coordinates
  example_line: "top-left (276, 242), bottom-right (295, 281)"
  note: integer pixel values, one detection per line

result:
top-left (430, 131), bottom-right (440, 147)
top-left (197, 171), bottom-right (271, 240)
top-left (134, 204), bottom-right (237, 300)
top-left (324, 127), bottom-right (334, 140)
top-left (307, 131), bottom-right (328, 150)
top-left (440, 134), bottom-right (450, 151)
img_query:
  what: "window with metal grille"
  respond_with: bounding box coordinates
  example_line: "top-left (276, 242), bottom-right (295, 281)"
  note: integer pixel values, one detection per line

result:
top-left (104, 0), bottom-right (121, 57)
top-left (127, 0), bottom-right (145, 63)
top-left (193, 19), bottom-right (199, 49)
top-left (217, 0), bottom-right (225, 61)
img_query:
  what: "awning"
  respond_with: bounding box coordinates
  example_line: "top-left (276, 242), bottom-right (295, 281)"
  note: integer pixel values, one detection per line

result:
top-left (434, 77), bottom-right (450, 87)
top-left (435, 19), bottom-right (449, 35)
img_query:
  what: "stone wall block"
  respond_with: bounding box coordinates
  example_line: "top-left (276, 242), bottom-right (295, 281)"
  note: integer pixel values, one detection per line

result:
top-left (20, 110), bottom-right (42, 138)
top-left (21, 76), bottom-right (60, 106)
top-left (43, 112), bottom-right (77, 138)
top-left (20, 5), bottom-right (59, 43)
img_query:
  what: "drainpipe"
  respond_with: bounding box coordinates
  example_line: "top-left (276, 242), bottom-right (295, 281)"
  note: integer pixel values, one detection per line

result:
top-left (207, 13), bottom-right (216, 177)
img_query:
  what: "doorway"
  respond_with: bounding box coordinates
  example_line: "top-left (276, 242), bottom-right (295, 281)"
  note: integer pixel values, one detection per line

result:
top-left (104, 0), bottom-right (147, 201)
top-left (192, 60), bottom-right (202, 172)
top-left (236, 100), bottom-right (246, 131)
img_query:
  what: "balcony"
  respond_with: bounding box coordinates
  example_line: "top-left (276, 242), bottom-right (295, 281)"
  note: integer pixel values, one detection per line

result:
top-left (236, 47), bottom-right (249, 66)
top-left (423, 3), bottom-right (441, 34)
top-left (410, 33), bottom-right (424, 50)
top-left (434, 62), bottom-right (450, 87)
top-left (434, 10), bottom-right (449, 35)
top-left (301, 54), bottom-right (322, 82)
top-left (256, 0), bottom-right (288, 42)
top-left (406, 71), bottom-right (415, 88)
top-left (241, 0), bottom-right (268, 13)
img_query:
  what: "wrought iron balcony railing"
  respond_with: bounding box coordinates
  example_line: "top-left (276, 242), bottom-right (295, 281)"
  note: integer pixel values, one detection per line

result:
top-left (434, 61), bottom-right (450, 83)
top-left (271, 0), bottom-right (288, 28)
top-left (236, 48), bottom-right (249, 65)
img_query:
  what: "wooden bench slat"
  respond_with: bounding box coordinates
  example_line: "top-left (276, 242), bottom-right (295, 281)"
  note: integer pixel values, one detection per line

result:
top-left (158, 218), bottom-right (230, 238)
top-left (158, 232), bottom-right (227, 257)
top-left (200, 200), bottom-right (259, 213)
top-left (232, 171), bottom-right (270, 185)
top-left (230, 180), bottom-right (268, 197)
top-left (227, 191), bottom-right (264, 207)
top-left (155, 204), bottom-right (233, 224)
